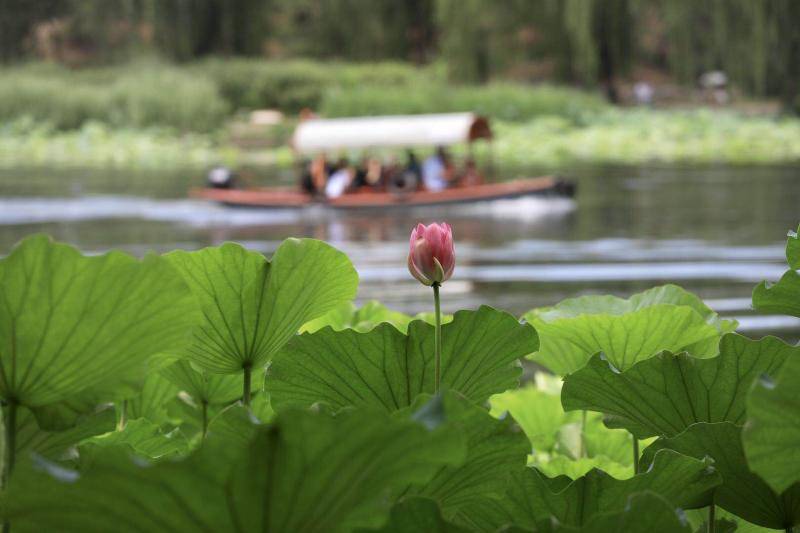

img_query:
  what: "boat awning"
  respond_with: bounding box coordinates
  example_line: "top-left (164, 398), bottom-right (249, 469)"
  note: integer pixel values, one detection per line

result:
top-left (291, 112), bottom-right (492, 154)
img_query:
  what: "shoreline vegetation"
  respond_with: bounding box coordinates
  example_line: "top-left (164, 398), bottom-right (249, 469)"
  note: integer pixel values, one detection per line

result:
top-left (2, 59), bottom-right (800, 170)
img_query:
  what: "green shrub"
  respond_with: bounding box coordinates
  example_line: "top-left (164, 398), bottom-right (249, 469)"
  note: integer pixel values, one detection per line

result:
top-left (107, 67), bottom-right (229, 131)
top-left (320, 82), bottom-right (609, 122)
top-left (0, 62), bottom-right (228, 132)
top-left (195, 58), bottom-right (432, 113)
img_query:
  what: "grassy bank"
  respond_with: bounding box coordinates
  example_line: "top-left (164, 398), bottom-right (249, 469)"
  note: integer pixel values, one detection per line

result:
top-left (2, 59), bottom-right (800, 169)
top-left (5, 109), bottom-right (800, 170)
top-left (0, 59), bottom-right (603, 131)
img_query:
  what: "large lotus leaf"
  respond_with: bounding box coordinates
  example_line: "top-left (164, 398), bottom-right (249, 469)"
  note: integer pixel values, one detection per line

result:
top-left (491, 384), bottom-right (571, 452)
top-left (526, 284), bottom-right (732, 328)
top-left (744, 355), bottom-right (800, 493)
top-left (356, 498), bottom-right (469, 533)
top-left (529, 304), bottom-right (721, 376)
top-left (403, 392), bottom-right (529, 516)
top-left (301, 301), bottom-right (414, 333)
top-left (562, 334), bottom-right (796, 439)
top-left (529, 492), bottom-right (695, 533)
top-left (0, 235), bottom-right (197, 407)
top-left (752, 270), bottom-right (800, 318)
top-left (6, 430), bottom-right (241, 532)
top-left (752, 226), bottom-right (800, 317)
top-left (6, 402), bottom-right (464, 533)
top-left (686, 508), bottom-right (773, 533)
top-left (165, 238), bottom-right (357, 373)
top-left (643, 422), bottom-right (800, 529)
top-left (161, 360), bottom-right (242, 405)
top-left (86, 418), bottom-right (190, 459)
top-left (490, 384), bottom-right (632, 477)
top-left (28, 390), bottom-right (110, 431)
top-left (15, 406), bottom-right (114, 461)
top-left (452, 449), bottom-right (720, 531)
top-left (125, 372), bottom-right (180, 425)
top-left (225, 405), bottom-right (466, 532)
top-left (534, 455), bottom-right (632, 481)
top-left (267, 306), bottom-right (538, 412)
top-left (301, 300), bottom-right (454, 335)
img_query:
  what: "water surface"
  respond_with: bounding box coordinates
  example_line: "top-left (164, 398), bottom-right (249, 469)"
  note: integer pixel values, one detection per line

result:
top-left (1, 163), bottom-right (797, 336)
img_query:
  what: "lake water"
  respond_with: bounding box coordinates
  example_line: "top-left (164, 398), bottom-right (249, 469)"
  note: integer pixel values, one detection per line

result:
top-left (1, 163), bottom-right (798, 336)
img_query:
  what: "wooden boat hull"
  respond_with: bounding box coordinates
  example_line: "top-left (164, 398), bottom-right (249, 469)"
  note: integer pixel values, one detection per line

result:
top-left (190, 176), bottom-right (574, 209)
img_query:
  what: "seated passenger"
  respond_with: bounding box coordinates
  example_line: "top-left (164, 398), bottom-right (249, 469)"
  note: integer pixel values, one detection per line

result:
top-left (309, 153), bottom-right (329, 196)
top-left (460, 158), bottom-right (482, 186)
top-left (325, 157), bottom-right (354, 199)
top-left (422, 147), bottom-right (452, 192)
top-left (364, 157), bottom-right (384, 190)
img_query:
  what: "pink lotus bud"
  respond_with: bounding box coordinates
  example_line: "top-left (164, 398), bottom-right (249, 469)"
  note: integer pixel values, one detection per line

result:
top-left (408, 222), bottom-right (455, 286)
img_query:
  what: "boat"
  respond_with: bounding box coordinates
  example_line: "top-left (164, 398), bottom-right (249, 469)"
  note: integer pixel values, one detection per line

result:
top-left (191, 113), bottom-right (575, 209)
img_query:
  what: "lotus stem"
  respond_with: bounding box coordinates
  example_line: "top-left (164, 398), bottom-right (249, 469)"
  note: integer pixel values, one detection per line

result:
top-left (4, 401), bottom-right (17, 486)
top-left (242, 363), bottom-right (252, 407)
top-left (632, 433), bottom-right (640, 475)
top-left (433, 282), bottom-right (442, 394)
top-left (117, 399), bottom-right (127, 431)
top-left (3, 400), bottom-right (17, 533)
top-left (579, 410), bottom-right (587, 458)
top-left (201, 400), bottom-right (209, 437)
top-left (708, 491), bottom-right (715, 533)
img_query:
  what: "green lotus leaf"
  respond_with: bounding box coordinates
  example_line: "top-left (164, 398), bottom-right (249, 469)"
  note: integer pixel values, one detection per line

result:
top-left (529, 304), bottom-right (722, 376)
top-left (752, 270), bottom-right (800, 318)
top-left (744, 355), bottom-right (800, 493)
top-left (642, 422), bottom-right (800, 529)
top-left (165, 238), bottom-right (358, 374)
top-left (402, 392), bottom-right (529, 516)
top-left (6, 402), bottom-right (464, 533)
top-left (125, 372), bottom-right (180, 426)
top-left (526, 284), bottom-right (732, 329)
top-left (0, 234), bottom-right (198, 407)
top-left (267, 306), bottom-right (538, 412)
top-left (28, 391), bottom-right (110, 432)
top-left (86, 418), bottom-right (190, 459)
top-left (161, 360), bottom-right (242, 406)
top-left (534, 455), bottom-right (632, 481)
top-left (452, 449), bottom-right (720, 530)
top-left (787, 226), bottom-right (800, 269)
top-left (491, 384), bottom-right (570, 452)
top-left (562, 333), bottom-right (796, 438)
top-left (530, 492), bottom-right (695, 532)
top-left (356, 497), bottom-right (469, 533)
top-left (301, 300), bottom-right (414, 333)
top-left (490, 383), bottom-right (632, 477)
top-left (686, 508), bottom-right (773, 533)
top-left (523, 285), bottom-right (737, 375)
top-left (752, 225), bottom-right (800, 317)
top-left (14, 406), bottom-right (114, 461)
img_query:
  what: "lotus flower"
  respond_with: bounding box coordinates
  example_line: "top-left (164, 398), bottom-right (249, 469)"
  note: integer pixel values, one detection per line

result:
top-left (408, 222), bottom-right (455, 286)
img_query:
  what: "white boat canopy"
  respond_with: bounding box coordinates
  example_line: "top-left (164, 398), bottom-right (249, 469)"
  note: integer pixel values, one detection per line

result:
top-left (291, 112), bottom-right (492, 155)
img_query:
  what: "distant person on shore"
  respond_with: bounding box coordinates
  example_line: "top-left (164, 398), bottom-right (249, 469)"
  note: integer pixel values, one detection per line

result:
top-left (422, 146), bottom-right (452, 192)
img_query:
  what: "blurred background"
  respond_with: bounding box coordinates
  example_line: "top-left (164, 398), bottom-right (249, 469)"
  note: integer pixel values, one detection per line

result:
top-left (1, 1), bottom-right (799, 335)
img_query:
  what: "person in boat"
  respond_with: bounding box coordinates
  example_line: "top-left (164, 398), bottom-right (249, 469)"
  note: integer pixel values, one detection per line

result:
top-left (325, 157), bottom-right (354, 199)
top-left (386, 150), bottom-right (420, 194)
top-left (365, 156), bottom-right (384, 190)
top-left (299, 158), bottom-right (316, 194)
top-left (459, 157), bottom-right (482, 186)
top-left (306, 153), bottom-right (330, 197)
top-left (422, 146), bottom-right (453, 192)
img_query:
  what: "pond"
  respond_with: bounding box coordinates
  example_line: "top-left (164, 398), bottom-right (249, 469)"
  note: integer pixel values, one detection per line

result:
top-left (1, 163), bottom-right (798, 336)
